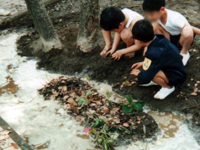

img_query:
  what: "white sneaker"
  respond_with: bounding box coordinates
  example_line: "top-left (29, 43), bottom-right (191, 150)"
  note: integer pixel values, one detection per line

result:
top-left (181, 52), bottom-right (190, 66)
top-left (140, 81), bottom-right (158, 87)
top-left (154, 87), bottom-right (175, 100)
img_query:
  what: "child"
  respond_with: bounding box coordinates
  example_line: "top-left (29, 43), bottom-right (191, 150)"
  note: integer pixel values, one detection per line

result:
top-left (100, 7), bottom-right (144, 60)
top-left (130, 20), bottom-right (187, 100)
top-left (142, 0), bottom-right (200, 65)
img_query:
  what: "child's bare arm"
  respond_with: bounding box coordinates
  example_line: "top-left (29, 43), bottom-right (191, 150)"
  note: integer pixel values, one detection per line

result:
top-left (106, 32), bottom-right (121, 56)
top-left (191, 26), bottom-right (200, 35)
top-left (112, 44), bottom-right (142, 60)
top-left (100, 30), bottom-right (112, 57)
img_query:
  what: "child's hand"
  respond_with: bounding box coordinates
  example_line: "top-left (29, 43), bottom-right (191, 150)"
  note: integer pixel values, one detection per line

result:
top-left (130, 69), bottom-right (141, 76)
top-left (112, 50), bottom-right (123, 60)
top-left (106, 49), bottom-right (116, 56)
top-left (131, 62), bottom-right (143, 69)
top-left (100, 50), bottom-right (107, 57)
top-left (100, 45), bottom-right (112, 57)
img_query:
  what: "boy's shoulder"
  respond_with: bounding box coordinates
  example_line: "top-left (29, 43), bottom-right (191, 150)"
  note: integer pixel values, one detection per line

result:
top-left (147, 35), bottom-right (174, 57)
top-left (148, 35), bottom-right (169, 50)
top-left (166, 9), bottom-right (188, 21)
top-left (122, 8), bottom-right (137, 15)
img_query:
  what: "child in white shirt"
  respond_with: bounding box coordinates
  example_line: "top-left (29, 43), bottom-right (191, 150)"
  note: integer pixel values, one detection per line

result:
top-left (100, 7), bottom-right (144, 60)
top-left (143, 0), bottom-right (200, 66)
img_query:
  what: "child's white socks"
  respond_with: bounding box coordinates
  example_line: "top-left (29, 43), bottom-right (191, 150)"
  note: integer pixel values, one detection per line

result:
top-left (140, 81), bottom-right (158, 87)
top-left (181, 52), bottom-right (190, 66)
top-left (154, 87), bottom-right (175, 100)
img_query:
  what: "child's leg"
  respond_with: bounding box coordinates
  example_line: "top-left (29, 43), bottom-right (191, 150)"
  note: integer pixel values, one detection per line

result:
top-left (153, 23), bottom-right (170, 40)
top-left (101, 30), bottom-right (112, 56)
top-left (179, 26), bottom-right (194, 65)
top-left (153, 71), bottom-right (175, 100)
top-left (120, 28), bottom-right (135, 58)
top-left (152, 71), bottom-right (171, 88)
top-left (179, 26), bottom-right (194, 54)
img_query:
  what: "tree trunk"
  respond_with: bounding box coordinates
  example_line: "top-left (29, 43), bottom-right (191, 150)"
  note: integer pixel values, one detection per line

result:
top-left (77, 0), bottom-right (99, 53)
top-left (25, 0), bottom-right (62, 53)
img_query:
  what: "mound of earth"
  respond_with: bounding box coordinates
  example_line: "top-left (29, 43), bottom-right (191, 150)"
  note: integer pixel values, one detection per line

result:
top-left (39, 76), bottom-right (158, 149)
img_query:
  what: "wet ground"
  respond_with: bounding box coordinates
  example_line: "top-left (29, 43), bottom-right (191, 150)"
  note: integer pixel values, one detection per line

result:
top-left (15, 0), bottom-right (200, 141)
top-left (0, 32), bottom-right (200, 150)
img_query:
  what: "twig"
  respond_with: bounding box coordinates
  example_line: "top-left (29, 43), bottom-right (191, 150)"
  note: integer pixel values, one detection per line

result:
top-left (30, 94), bottom-right (40, 102)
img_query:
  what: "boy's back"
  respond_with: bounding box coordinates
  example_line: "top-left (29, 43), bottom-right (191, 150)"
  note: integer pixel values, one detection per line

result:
top-left (139, 34), bottom-right (187, 85)
top-left (122, 8), bottom-right (144, 29)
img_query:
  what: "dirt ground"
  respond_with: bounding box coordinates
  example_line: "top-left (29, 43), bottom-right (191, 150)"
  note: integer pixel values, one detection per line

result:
top-left (3, 0), bottom-right (200, 143)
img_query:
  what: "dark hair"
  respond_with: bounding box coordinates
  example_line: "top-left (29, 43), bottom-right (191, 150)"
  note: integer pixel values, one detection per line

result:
top-left (132, 20), bottom-right (154, 43)
top-left (100, 7), bottom-right (125, 31)
top-left (143, 0), bottom-right (165, 11)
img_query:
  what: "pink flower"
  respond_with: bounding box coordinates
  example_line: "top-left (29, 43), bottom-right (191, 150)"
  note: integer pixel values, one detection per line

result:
top-left (84, 127), bottom-right (91, 134)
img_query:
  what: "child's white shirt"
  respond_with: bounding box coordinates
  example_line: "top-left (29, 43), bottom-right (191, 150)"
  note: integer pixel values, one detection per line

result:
top-left (122, 8), bottom-right (144, 29)
top-left (158, 9), bottom-right (190, 35)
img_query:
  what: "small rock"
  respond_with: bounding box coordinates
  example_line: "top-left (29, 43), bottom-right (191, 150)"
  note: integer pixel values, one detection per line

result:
top-left (0, 9), bottom-right (11, 16)
top-left (7, 127), bottom-right (11, 130)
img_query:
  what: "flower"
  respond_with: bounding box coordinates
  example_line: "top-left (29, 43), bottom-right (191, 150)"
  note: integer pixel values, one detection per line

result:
top-left (83, 127), bottom-right (91, 134)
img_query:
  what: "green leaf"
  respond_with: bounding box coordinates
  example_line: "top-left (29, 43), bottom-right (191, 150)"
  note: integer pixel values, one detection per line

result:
top-left (86, 92), bottom-right (93, 97)
top-left (89, 128), bottom-right (98, 135)
top-left (103, 141), bottom-right (110, 150)
top-left (97, 137), bottom-right (103, 144)
top-left (118, 127), bottom-right (125, 132)
top-left (132, 102), bottom-right (146, 111)
top-left (106, 91), bottom-right (112, 99)
top-left (125, 81), bottom-right (131, 86)
top-left (91, 118), bottom-right (105, 128)
top-left (125, 95), bottom-right (133, 105)
top-left (110, 132), bottom-right (119, 140)
top-left (125, 130), bottom-right (131, 134)
top-left (103, 124), bottom-right (109, 132)
top-left (122, 105), bottom-right (133, 114)
top-left (86, 76), bottom-right (90, 81)
top-left (109, 127), bottom-right (117, 132)
top-left (76, 97), bottom-right (89, 106)
top-left (132, 118), bottom-right (137, 123)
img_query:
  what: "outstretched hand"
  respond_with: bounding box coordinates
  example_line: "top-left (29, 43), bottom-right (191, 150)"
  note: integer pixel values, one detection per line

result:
top-left (112, 50), bottom-right (123, 61)
top-left (131, 62), bottom-right (143, 69)
top-left (100, 46), bottom-right (112, 57)
top-left (106, 49), bottom-right (116, 57)
top-left (130, 69), bottom-right (141, 76)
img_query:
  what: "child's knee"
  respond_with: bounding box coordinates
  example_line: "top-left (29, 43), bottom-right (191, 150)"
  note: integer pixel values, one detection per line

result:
top-left (153, 23), bottom-right (163, 34)
top-left (182, 26), bottom-right (194, 40)
top-left (120, 29), bottom-right (131, 42)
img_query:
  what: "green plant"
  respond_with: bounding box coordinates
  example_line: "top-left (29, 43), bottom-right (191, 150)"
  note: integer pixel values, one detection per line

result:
top-left (91, 118), bottom-right (105, 128)
top-left (89, 120), bottom-right (119, 150)
top-left (86, 76), bottom-right (90, 81)
top-left (122, 95), bottom-right (145, 114)
top-left (106, 91), bottom-right (112, 99)
top-left (76, 92), bottom-right (92, 106)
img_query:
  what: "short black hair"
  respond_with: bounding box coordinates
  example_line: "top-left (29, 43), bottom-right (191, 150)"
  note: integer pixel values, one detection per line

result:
top-left (132, 20), bottom-right (154, 43)
top-left (100, 7), bottom-right (125, 31)
top-left (143, 0), bottom-right (165, 11)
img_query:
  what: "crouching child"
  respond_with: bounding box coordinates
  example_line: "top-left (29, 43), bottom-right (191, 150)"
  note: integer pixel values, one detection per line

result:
top-left (100, 7), bottom-right (144, 60)
top-left (130, 20), bottom-right (187, 100)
